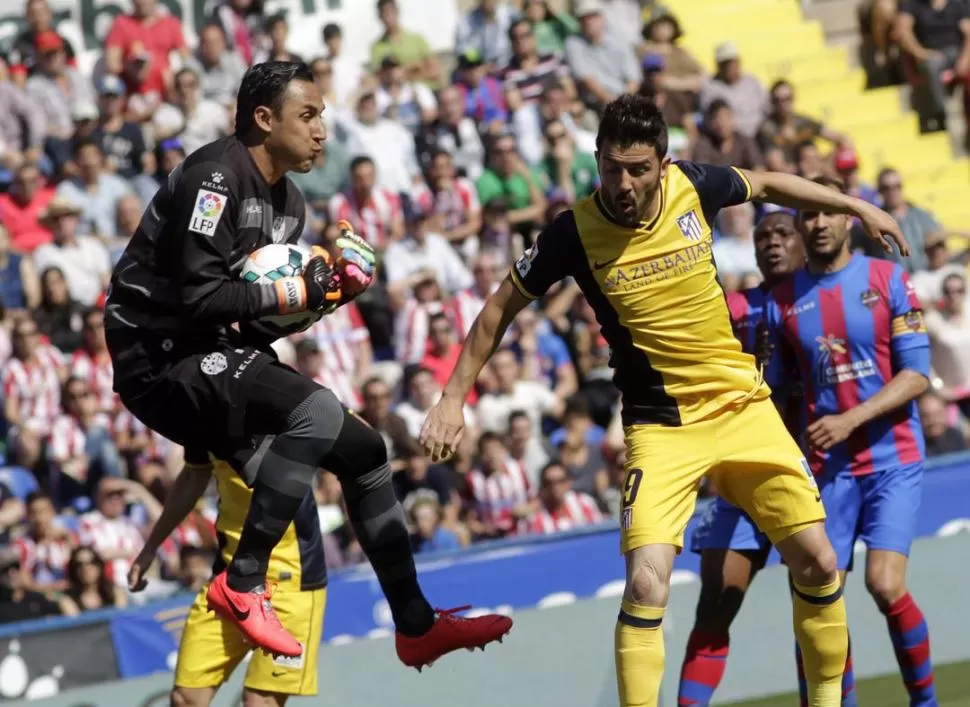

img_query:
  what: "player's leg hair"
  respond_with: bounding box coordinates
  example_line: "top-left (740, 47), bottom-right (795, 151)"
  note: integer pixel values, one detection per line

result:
top-left (775, 523), bottom-right (848, 707)
top-left (320, 409), bottom-right (435, 636)
top-left (170, 686), bottom-right (216, 707)
top-left (678, 549), bottom-right (764, 706)
top-left (228, 387), bottom-right (345, 591)
top-left (616, 543), bottom-right (675, 707)
top-left (866, 550), bottom-right (936, 706)
top-left (242, 689), bottom-right (288, 707)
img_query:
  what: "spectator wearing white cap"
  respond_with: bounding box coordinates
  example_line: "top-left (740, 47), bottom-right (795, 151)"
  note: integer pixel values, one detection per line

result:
top-left (699, 41), bottom-right (767, 139)
top-left (456, 0), bottom-right (519, 71)
top-left (32, 197), bottom-right (112, 306)
top-left (565, 0), bottom-right (640, 112)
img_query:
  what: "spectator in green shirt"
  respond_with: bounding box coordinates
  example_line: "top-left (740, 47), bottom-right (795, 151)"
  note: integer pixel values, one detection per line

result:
top-left (522, 0), bottom-right (579, 57)
top-left (475, 133), bottom-right (547, 233)
top-left (535, 119), bottom-right (599, 201)
top-left (371, 0), bottom-right (442, 88)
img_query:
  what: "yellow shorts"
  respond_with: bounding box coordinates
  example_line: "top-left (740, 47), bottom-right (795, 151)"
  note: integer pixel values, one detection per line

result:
top-left (174, 582), bottom-right (327, 696)
top-left (620, 398), bottom-right (825, 553)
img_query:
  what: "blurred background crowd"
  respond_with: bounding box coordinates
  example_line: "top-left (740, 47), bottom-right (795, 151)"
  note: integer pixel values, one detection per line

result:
top-left (1, 0), bottom-right (970, 623)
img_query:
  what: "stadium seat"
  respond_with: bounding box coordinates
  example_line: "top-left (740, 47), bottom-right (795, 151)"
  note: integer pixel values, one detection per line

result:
top-left (0, 467), bottom-right (40, 500)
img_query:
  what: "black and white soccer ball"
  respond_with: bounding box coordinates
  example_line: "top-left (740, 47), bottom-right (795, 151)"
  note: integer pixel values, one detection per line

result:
top-left (241, 243), bottom-right (322, 337)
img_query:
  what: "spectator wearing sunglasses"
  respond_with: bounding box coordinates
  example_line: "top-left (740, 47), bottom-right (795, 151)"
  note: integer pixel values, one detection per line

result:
top-left (58, 546), bottom-right (127, 616)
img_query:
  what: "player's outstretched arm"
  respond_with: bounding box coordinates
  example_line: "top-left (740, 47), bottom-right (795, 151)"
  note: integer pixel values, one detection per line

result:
top-left (128, 460), bottom-right (213, 592)
top-left (741, 169), bottom-right (910, 256)
top-left (420, 278), bottom-right (532, 462)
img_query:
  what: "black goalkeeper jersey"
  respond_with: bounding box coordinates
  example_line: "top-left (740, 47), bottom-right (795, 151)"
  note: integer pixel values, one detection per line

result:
top-left (106, 136), bottom-right (306, 340)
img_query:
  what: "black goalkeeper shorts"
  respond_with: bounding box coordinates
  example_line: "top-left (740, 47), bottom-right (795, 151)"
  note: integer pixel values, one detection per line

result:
top-left (108, 329), bottom-right (324, 464)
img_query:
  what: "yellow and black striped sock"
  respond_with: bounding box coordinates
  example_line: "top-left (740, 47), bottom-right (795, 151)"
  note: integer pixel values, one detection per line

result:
top-left (615, 599), bottom-right (665, 707)
top-left (791, 577), bottom-right (848, 707)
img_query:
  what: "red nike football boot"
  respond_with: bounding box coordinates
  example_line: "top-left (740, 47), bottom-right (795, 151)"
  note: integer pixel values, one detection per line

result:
top-left (396, 606), bottom-right (513, 672)
top-left (206, 571), bottom-right (303, 658)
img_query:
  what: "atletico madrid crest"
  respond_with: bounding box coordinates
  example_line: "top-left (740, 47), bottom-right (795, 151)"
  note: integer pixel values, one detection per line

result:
top-left (676, 210), bottom-right (703, 241)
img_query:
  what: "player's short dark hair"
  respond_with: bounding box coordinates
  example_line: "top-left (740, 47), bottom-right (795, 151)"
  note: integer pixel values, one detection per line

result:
top-left (350, 155), bottom-right (375, 173)
top-left (25, 491), bottom-right (53, 507)
top-left (810, 175), bottom-right (846, 194)
top-left (322, 23), bottom-right (342, 41)
top-left (234, 61), bottom-right (314, 138)
top-left (595, 93), bottom-right (668, 157)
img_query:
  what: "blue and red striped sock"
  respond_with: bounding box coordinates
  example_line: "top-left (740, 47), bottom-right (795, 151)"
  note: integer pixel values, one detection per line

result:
top-left (882, 592), bottom-right (936, 706)
top-left (677, 630), bottom-right (729, 706)
top-left (795, 638), bottom-right (857, 706)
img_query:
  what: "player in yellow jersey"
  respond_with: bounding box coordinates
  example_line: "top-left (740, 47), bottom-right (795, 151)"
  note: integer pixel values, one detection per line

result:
top-left (127, 445), bottom-right (326, 707)
top-left (420, 94), bottom-right (909, 707)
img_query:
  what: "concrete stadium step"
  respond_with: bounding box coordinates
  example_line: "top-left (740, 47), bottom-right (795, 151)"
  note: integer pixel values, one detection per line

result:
top-left (800, 87), bottom-right (904, 124)
top-left (827, 115), bottom-right (921, 143)
top-left (747, 47), bottom-right (852, 85)
top-left (685, 23), bottom-right (827, 71)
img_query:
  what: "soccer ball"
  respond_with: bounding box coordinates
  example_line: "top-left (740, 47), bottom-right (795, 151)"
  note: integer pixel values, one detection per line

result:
top-left (240, 243), bottom-right (322, 337)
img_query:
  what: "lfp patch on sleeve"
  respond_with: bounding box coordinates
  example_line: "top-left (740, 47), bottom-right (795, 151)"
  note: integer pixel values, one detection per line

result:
top-left (190, 189), bottom-right (227, 237)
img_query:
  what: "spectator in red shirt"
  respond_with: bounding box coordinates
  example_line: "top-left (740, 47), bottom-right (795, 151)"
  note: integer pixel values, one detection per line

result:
top-left (522, 461), bottom-right (603, 535)
top-left (328, 156), bottom-right (405, 249)
top-left (420, 311), bottom-right (481, 406)
top-left (7, 0), bottom-right (78, 79)
top-left (0, 163), bottom-right (55, 253)
top-left (15, 491), bottom-right (75, 596)
top-left (103, 0), bottom-right (187, 91)
top-left (466, 431), bottom-right (535, 539)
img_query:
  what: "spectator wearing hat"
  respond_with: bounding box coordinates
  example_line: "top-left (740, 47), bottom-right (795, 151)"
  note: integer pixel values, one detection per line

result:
top-left (185, 22), bottom-right (247, 108)
top-left (692, 99), bottom-right (763, 171)
top-left (7, 0), bottom-right (77, 79)
top-left (323, 23), bottom-right (364, 110)
top-left (757, 79), bottom-right (847, 165)
top-left (522, 0), bottom-right (579, 57)
top-left (340, 90), bottom-right (422, 197)
top-left (384, 201), bottom-right (473, 296)
top-left (0, 163), bottom-right (55, 253)
top-left (103, 0), bottom-right (187, 91)
top-left (565, 0), bottom-right (640, 113)
top-left (416, 85), bottom-right (486, 181)
top-left (0, 60), bottom-right (46, 172)
top-left (0, 546), bottom-right (61, 624)
top-left (54, 139), bottom-right (132, 241)
top-left (32, 196), bottom-right (111, 306)
top-left (456, 0), bottom-right (519, 71)
top-left (699, 42), bottom-right (768, 139)
top-left (918, 392), bottom-right (968, 458)
top-left (329, 155), bottom-right (405, 250)
top-left (476, 133), bottom-right (546, 233)
top-left (376, 54), bottom-right (438, 135)
top-left (0, 225), bottom-right (40, 316)
top-left (90, 75), bottom-right (145, 182)
top-left (502, 18), bottom-right (575, 107)
top-left (413, 149), bottom-right (482, 259)
top-left (371, 0), bottom-right (441, 87)
top-left (153, 67), bottom-right (230, 156)
top-left (833, 146), bottom-right (881, 208)
top-left (910, 232), bottom-right (969, 307)
top-left (534, 118), bottom-right (599, 202)
top-left (454, 49), bottom-right (508, 128)
top-left (25, 30), bottom-right (94, 169)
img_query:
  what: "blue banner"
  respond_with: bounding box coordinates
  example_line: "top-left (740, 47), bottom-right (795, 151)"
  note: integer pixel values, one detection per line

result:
top-left (4, 454), bottom-right (968, 683)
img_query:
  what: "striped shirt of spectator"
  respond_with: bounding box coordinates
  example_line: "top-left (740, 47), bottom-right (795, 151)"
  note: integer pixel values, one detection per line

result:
top-left (70, 349), bottom-right (116, 416)
top-left (467, 432), bottom-right (533, 536)
top-left (112, 407), bottom-right (175, 466)
top-left (521, 461), bottom-right (603, 535)
top-left (305, 302), bottom-right (370, 381)
top-left (413, 173), bottom-right (481, 235)
top-left (15, 492), bottom-right (75, 592)
top-left (328, 185), bottom-right (404, 251)
top-left (2, 327), bottom-right (65, 437)
top-left (294, 335), bottom-right (363, 410)
top-left (78, 482), bottom-right (146, 587)
top-left (395, 295), bottom-right (447, 365)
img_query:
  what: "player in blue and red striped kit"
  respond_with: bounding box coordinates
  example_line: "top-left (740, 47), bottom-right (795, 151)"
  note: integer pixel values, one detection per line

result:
top-left (678, 212), bottom-right (854, 707)
top-left (764, 177), bottom-right (936, 707)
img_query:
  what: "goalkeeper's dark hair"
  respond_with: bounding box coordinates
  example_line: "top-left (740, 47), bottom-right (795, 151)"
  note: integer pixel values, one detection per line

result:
top-left (595, 93), bottom-right (668, 157)
top-left (234, 61), bottom-right (315, 138)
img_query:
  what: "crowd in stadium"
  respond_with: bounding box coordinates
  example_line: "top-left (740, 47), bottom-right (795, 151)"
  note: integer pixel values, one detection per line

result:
top-left (0, 0), bottom-right (969, 623)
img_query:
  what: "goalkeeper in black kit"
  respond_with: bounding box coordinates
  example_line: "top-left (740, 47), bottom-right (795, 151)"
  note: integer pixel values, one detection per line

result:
top-left (105, 61), bottom-right (511, 667)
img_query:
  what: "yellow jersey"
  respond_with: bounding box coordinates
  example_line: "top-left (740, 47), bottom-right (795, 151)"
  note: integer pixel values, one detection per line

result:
top-left (510, 160), bottom-right (769, 426)
top-left (202, 455), bottom-right (327, 590)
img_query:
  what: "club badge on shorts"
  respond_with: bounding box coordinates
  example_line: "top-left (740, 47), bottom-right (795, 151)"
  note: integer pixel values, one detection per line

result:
top-left (201, 352), bottom-right (228, 375)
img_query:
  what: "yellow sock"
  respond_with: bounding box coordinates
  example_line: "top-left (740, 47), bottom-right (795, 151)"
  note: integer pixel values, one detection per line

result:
top-left (791, 577), bottom-right (848, 707)
top-left (615, 599), bottom-right (665, 707)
